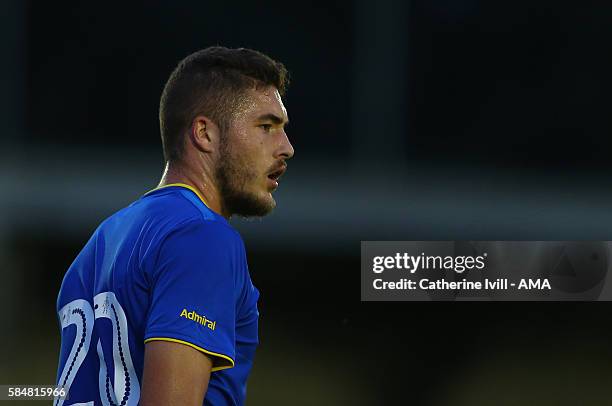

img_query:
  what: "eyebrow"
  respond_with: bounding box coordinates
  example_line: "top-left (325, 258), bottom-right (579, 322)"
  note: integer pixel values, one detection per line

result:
top-left (256, 113), bottom-right (289, 126)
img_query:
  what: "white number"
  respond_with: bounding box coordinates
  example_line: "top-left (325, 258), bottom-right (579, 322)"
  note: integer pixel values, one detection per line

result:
top-left (55, 293), bottom-right (140, 405)
top-left (55, 299), bottom-right (94, 406)
top-left (94, 292), bottom-right (140, 405)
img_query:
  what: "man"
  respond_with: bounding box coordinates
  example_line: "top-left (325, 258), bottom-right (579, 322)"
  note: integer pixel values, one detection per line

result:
top-left (55, 46), bottom-right (294, 406)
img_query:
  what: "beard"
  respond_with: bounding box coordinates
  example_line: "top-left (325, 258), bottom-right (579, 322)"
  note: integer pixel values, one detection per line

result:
top-left (215, 139), bottom-right (276, 218)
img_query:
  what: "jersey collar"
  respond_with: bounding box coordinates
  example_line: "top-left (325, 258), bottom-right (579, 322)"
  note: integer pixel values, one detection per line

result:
top-left (144, 183), bottom-right (211, 209)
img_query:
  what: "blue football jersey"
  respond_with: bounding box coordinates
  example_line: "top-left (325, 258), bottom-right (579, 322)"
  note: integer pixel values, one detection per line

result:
top-left (55, 183), bottom-right (260, 406)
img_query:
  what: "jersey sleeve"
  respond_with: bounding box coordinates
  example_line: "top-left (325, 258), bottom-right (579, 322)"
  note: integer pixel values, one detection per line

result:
top-left (144, 219), bottom-right (242, 371)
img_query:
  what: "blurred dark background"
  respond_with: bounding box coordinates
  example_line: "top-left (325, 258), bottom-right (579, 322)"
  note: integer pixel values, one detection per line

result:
top-left (2, 1), bottom-right (612, 405)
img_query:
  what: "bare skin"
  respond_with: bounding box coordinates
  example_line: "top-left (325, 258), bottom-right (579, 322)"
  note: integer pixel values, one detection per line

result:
top-left (140, 341), bottom-right (213, 406)
top-left (158, 86), bottom-right (293, 218)
top-left (141, 85), bottom-right (294, 404)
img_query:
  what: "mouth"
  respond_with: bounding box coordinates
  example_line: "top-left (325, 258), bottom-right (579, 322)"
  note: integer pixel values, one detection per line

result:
top-left (267, 165), bottom-right (287, 189)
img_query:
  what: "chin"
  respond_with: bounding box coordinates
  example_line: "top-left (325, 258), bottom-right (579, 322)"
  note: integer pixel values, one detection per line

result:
top-left (255, 194), bottom-right (276, 215)
top-left (229, 191), bottom-right (276, 218)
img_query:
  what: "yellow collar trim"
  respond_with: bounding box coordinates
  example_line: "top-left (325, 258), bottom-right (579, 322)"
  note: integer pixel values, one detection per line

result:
top-left (145, 183), bottom-right (210, 209)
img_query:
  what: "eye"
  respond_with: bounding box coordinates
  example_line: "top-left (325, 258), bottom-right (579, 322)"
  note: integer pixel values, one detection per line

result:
top-left (259, 124), bottom-right (273, 132)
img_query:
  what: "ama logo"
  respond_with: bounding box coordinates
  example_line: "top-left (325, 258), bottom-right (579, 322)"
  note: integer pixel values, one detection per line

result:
top-left (518, 278), bottom-right (550, 289)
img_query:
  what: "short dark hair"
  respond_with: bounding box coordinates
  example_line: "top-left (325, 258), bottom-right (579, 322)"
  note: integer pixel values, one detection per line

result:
top-left (159, 46), bottom-right (289, 163)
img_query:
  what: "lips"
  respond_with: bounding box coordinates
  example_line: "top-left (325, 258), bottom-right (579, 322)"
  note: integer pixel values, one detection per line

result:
top-left (267, 164), bottom-right (287, 189)
top-left (267, 167), bottom-right (285, 181)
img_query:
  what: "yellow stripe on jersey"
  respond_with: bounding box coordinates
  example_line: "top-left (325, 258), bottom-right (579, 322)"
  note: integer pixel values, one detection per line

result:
top-left (144, 337), bottom-right (235, 372)
top-left (143, 183), bottom-right (210, 209)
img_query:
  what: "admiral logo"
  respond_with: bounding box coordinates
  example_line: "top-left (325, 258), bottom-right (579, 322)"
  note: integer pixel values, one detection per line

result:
top-left (180, 308), bottom-right (216, 331)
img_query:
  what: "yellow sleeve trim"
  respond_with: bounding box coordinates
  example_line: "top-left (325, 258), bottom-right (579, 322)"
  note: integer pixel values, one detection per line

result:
top-left (144, 183), bottom-right (210, 209)
top-left (144, 337), bottom-right (235, 372)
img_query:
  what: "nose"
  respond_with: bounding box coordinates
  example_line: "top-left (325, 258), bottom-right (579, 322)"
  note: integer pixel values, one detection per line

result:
top-left (276, 130), bottom-right (295, 160)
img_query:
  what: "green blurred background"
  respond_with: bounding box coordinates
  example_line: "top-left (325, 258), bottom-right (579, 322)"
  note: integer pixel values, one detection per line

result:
top-left (2, 1), bottom-right (612, 404)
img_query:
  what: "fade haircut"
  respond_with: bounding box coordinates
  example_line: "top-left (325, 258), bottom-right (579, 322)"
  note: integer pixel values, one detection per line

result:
top-left (159, 46), bottom-right (289, 163)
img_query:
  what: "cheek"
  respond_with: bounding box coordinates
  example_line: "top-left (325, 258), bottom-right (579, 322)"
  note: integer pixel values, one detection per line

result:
top-left (228, 132), bottom-right (269, 174)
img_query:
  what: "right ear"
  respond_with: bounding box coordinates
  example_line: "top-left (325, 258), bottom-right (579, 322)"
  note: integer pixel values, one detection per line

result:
top-left (190, 115), bottom-right (220, 154)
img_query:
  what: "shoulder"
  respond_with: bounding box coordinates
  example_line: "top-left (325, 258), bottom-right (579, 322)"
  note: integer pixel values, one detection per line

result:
top-left (165, 218), bottom-right (244, 253)
top-left (137, 187), bottom-right (214, 225)
top-left (150, 218), bottom-right (246, 293)
top-left (128, 186), bottom-right (243, 246)
top-left (96, 186), bottom-right (246, 270)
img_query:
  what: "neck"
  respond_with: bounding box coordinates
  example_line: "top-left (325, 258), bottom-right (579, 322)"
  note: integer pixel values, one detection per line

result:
top-left (157, 161), bottom-right (229, 219)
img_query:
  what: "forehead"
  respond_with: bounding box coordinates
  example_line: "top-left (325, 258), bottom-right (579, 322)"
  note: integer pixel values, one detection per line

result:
top-left (236, 86), bottom-right (288, 122)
